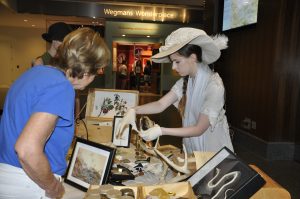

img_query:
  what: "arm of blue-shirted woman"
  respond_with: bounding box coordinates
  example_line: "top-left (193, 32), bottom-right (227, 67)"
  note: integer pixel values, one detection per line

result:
top-left (15, 112), bottom-right (65, 198)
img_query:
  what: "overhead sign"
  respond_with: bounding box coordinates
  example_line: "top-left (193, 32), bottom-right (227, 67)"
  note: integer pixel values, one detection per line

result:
top-left (102, 6), bottom-right (180, 22)
top-left (17, 1), bottom-right (204, 24)
top-left (100, 4), bottom-right (203, 23)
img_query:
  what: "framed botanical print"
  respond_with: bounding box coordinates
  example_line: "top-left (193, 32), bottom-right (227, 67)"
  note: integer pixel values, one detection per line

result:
top-left (64, 137), bottom-right (116, 191)
top-left (85, 88), bottom-right (139, 120)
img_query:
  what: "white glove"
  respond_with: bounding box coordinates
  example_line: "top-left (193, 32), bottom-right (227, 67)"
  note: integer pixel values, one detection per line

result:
top-left (116, 108), bottom-right (138, 137)
top-left (139, 124), bottom-right (162, 141)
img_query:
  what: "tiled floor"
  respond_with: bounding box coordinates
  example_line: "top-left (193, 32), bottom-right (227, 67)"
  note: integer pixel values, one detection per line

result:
top-left (139, 93), bottom-right (300, 199)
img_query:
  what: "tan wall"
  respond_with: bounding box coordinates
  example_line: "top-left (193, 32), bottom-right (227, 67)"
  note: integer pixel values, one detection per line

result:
top-left (0, 25), bottom-right (45, 86)
top-left (0, 25), bottom-right (45, 108)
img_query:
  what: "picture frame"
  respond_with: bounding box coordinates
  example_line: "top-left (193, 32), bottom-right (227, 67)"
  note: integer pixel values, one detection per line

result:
top-left (85, 88), bottom-right (139, 120)
top-left (64, 137), bottom-right (116, 191)
top-left (188, 147), bottom-right (265, 199)
top-left (112, 116), bottom-right (132, 147)
top-left (221, 0), bottom-right (259, 32)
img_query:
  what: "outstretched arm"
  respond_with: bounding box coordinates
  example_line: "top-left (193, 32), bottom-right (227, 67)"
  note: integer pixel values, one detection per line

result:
top-left (144, 75), bottom-right (225, 139)
top-left (162, 113), bottom-right (210, 137)
top-left (135, 90), bottom-right (178, 114)
top-left (116, 91), bottom-right (178, 136)
top-left (140, 113), bottom-right (210, 141)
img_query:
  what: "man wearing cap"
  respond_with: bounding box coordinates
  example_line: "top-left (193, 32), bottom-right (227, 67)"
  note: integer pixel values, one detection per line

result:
top-left (33, 22), bottom-right (72, 66)
top-left (117, 27), bottom-right (234, 153)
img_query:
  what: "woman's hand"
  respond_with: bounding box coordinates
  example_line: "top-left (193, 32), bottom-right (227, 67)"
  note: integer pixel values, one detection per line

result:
top-left (116, 108), bottom-right (138, 136)
top-left (45, 178), bottom-right (65, 199)
top-left (139, 124), bottom-right (162, 141)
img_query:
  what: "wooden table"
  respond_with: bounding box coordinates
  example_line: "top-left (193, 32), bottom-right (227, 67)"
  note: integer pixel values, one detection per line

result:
top-left (74, 123), bottom-right (291, 199)
top-left (250, 165), bottom-right (291, 199)
top-left (75, 119), bottom-right (113, 143)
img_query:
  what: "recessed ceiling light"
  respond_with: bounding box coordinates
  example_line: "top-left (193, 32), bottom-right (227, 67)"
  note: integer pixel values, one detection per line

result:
top-left (31, 24), bottom-right (35, 27)
top-left (24, 19), bottom-right (28, 22)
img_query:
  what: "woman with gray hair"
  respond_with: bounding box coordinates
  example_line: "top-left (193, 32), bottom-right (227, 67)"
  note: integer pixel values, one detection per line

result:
top-left (117, 27), bottom-right (233, 154)
top-left (0, 27), bottom-right (110, 198)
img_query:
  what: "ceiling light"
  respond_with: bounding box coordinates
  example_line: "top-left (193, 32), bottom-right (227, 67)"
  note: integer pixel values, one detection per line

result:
top-left (122, 34), bottom-right (126, 37)
top-left (146, 35), bottom-right (150, 38)
top-left (24, 19), bottom-right (28, 22)
top-left (31, 24), bottom-right (35, 27)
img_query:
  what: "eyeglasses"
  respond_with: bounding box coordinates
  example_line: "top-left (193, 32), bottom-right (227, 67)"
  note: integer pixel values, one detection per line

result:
top-left (82, 73), bottom-right (96, 78)
top-left (82, 66), bottom-right (105, 77)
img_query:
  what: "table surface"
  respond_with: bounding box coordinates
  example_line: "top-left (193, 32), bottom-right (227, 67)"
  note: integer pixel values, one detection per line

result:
top-left (63, 183), bottom-right (85, 199)
top-left (72, 123), bottom-right (291, 199)
top-left (250, 165), bottom-right (291, 199)
top-left (62, 165), bottom-right (291, 199)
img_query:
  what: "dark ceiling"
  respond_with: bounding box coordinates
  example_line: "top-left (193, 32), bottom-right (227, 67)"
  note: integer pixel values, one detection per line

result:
top-left (2, 0), bottom-right (206, 24)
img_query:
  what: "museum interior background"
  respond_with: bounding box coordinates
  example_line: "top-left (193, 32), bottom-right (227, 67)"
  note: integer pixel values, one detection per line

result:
top-left (0, 0), bottom-right (299, 197)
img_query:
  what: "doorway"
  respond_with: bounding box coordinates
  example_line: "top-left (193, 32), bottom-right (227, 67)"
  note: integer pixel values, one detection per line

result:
top-left (114, 42), bottom-right (161, 94)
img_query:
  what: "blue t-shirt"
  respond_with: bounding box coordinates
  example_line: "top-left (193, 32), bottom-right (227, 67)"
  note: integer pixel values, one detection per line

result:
top-left (0, 66), bottom-right (75, 175)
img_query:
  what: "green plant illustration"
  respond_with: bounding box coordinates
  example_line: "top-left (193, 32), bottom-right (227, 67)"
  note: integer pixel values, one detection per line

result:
top-left (97, 94), bottom-right (128, 117)
top-left (114, 94), bottom-right (128, 116)
top-left (98, 97), bottom-right (114, 117)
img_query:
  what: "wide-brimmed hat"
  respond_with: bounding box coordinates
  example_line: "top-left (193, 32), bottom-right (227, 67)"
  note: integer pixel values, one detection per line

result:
top-left (42, 22), bottom-right (72, 43)
top-left (151, 27), bottom-right (228, 64)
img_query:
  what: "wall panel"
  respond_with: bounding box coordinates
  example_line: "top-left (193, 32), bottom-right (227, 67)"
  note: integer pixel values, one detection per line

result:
top-left (216, 0), bottom-right (300, 144)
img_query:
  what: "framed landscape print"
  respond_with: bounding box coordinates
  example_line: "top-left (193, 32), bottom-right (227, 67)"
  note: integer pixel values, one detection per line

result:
top-left (112, 116), bottom-right (132, 147)
top-left (86, 88), bottom-right (139, 120)
top-left (64, 137), bottom-right (116, 191)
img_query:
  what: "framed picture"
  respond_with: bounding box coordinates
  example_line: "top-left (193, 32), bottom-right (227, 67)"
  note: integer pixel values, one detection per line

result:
top-left (188, 147), bottom-right (265, 199)
top-left (64, 137), bottom-right (116, 191)
top-left (112, 116), bottom-right (132, 147)
top-left (86, 88), bottom-right (139, 120)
